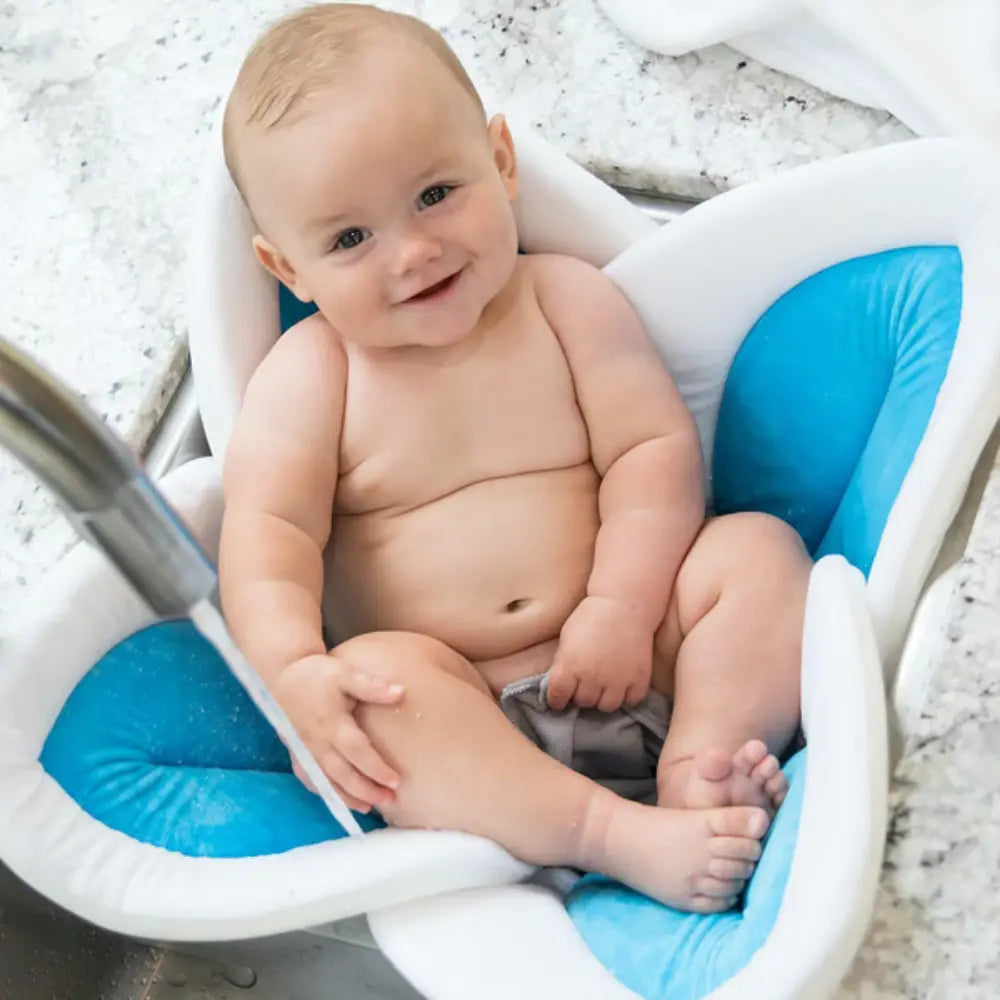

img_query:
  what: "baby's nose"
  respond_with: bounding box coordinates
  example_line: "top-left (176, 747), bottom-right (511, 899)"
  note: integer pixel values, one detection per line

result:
top-left (393, 233), bottom-right (442, 276)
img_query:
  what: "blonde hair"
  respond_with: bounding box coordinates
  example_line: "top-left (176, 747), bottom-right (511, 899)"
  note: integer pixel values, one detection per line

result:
top-left (223, 3), bottom-right (484, 201)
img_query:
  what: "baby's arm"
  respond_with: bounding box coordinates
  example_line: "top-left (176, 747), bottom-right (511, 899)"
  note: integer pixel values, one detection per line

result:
top-left (534, 254), bottom-right (705, 711)
top-left (220, 319), bottom-right (342, 678)
top-left (220, 318), bottom-right (402, 810)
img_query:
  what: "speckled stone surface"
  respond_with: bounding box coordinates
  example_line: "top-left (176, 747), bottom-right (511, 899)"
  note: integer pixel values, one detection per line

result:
top-left (838, 445), bottom-right (1000, 999)
top-left (3, 1), bottom-right (992, 996)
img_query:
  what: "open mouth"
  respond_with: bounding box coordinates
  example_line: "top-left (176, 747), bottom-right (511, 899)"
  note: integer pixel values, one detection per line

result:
top-left (406, 270), bottom-right (461, 303)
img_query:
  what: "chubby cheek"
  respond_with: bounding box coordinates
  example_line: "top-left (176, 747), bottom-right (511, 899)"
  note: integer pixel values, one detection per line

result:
top-left (471, 201), bottom-right (518, 279)
top-left (312, 270), bottom-right (379, 327)
top-left (488, 193), bottom-right (519, 249)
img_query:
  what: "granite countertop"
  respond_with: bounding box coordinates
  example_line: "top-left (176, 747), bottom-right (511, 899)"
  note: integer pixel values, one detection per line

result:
top-left (842, 476), bottom-right (1000, 998)
top-left (1, 0), bottom-right (993, 996)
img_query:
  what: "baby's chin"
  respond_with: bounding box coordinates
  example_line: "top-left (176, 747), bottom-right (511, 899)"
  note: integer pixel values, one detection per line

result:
top-left (336, 318), bottom-right (478, 351)
top-left (391, 321), bottom-right (479, 350)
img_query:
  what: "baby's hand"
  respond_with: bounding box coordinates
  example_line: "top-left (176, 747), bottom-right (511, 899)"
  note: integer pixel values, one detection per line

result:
top-left (275, 653), bottom-right (404, 813)
top-left (548, 596), bottom-right (654, 713)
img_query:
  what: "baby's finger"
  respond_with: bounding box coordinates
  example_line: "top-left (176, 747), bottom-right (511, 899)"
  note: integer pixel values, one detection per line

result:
top-left (596, 685), bottom-right (626, 713)
top-left (293, 756), bottom-right (369, 813)
top-left (321, 751), bottom-right (394, 811)
top-left (623, 678), bottom-right (650, 707)
top-left (291, 757), bottom-right (317, 793)
top-left (337, 720), bottom-right (401, 791)
top-left (339, 666), bottom-right (405, 705)
top-left (573, 678), bottom-right (603, 709)
top-left (331, 783), bottom-right (372, 814)
top-left (546, 669), bottom-right (577, 711)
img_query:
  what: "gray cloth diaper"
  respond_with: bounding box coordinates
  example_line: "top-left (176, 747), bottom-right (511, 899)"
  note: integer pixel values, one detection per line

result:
top-left (499, 672), bottom-right (670, 804)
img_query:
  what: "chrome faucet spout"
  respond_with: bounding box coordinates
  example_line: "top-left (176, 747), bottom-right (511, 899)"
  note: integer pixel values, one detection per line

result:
top-left (0, 336), bottom-right (216, 616)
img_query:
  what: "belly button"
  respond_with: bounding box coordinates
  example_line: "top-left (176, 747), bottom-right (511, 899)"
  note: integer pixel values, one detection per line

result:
top-left (503, 598), bottom-right (532, 614)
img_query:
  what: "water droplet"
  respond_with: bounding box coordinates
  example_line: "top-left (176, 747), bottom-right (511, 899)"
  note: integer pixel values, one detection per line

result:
top-left (219, 962), bottom-right (257, 988)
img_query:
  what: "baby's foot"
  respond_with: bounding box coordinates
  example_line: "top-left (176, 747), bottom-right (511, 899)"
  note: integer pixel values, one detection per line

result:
top-left (583, 794), bottom-right (769, 913)
top-left (658, 740), bottom-right (789, 813)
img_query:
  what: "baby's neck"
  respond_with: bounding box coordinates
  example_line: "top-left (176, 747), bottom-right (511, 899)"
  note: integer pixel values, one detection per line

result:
top-left (477, 254), bottom-right (525, 330)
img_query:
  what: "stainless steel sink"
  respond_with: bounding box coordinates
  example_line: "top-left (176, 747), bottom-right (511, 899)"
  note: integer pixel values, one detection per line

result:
top-left (0, 858), bottom-right (423, 999)
top-left (0, 862), bottom-right (161, 1000)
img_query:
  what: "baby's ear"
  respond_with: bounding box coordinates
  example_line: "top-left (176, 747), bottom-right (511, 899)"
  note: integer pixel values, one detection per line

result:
top-left (252, 235), bottom-right (313, 303)
top-left (487, 114), bottom-right (518, 200)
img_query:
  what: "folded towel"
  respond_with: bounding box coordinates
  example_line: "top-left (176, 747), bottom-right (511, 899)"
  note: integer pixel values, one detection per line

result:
top-left (597, 0), bottom-right (1000, 137)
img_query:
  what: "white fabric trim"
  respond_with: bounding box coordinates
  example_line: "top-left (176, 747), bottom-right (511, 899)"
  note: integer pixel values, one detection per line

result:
top-left (186, 118), bottom-right (278, 463)
top-left (507, 119), bottom-right (658, 265)
top-left (864, 151), bottom-right (1000, 664)
top-left (370, 884), bottom-right (643, 1000)
top-left (0, 772), bottom-right (526, 943)
top-left (709, 557), bottom-right (887, 999)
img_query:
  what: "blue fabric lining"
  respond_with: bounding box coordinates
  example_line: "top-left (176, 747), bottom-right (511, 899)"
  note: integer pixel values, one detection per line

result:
top-left (713, 246), bottom-right (961, 573)
top-left (40, 244), bottom-right (962, 997)
top-left (40, 620), bottom-right (380, 858)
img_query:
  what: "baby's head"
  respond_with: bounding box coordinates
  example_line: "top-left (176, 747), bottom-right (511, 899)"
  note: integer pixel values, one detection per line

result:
top-left (224, 3), bottom-right (519, 349)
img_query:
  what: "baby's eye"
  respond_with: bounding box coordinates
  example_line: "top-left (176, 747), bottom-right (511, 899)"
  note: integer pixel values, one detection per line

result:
top-left (332, 227), bottom-right (369, 251)
top-left (419, 185), bottom-right (453, 208)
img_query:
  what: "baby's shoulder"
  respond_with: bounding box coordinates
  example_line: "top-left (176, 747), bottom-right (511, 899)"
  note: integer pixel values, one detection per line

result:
top-left (265, 311), bottom-right (345, 370)
top-left (522, 251), bottom-right (603, 287)
top-left (522, 253), bottom-right (612, 312)
top-left (522, 253), bottom-right (622, 334)
top-left (247, 312), bottom-right (347, 397)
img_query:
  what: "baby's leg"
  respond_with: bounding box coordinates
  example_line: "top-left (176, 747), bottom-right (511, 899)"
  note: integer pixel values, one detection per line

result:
top-left (653, 512), bottom-right (811, 812)
top-left (337, 631), bottom-right (769, 913)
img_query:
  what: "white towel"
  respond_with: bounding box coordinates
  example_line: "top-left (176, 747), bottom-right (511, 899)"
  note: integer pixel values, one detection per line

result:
top-left (597, 0), bottom-right (1000, 138)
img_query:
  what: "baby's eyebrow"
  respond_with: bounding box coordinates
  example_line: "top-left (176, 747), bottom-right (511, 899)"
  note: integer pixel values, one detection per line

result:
top-left (302, 154), bottom-right (459, 236)
top-left (414, 155), bottom-right (457, 184)
top-left (306, 211), bottom-right (351, 235)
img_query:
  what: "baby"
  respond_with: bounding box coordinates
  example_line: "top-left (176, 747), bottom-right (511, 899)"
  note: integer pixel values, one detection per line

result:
top-left (219, 3), bottom-right (812, 912)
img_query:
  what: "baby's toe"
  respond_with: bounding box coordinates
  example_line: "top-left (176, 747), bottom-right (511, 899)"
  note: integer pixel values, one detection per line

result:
top-left (710, 836), bottom-right (763, 863)
top-left (690, 895), bottom-right (739, 915)
top-left (765, 770), bottom-right (789, 803)
top-left (732, 739), bottom-right (768, 777)
top-left (708, 805), bottom-right (769, 840)
top-left (708, 857), bottom-right (756, 881)
top-left (750, 753), bottom-right (780, 785)
top-left (695, 874), bottom-right (747, 899)
top-left (694, 747), bottom-right (734, 783)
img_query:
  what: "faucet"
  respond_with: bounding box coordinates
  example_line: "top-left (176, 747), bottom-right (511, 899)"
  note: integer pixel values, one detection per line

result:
top-left (0, 335), bottom-right (364, 833)
top-left (0, 335), bottom-right (216, 617)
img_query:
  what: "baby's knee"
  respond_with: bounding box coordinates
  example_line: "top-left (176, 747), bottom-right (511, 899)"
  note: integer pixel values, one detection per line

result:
top-left (334, 630), bottom-right (488, 694)
top-left (712, 512), bottom-right (810, 583)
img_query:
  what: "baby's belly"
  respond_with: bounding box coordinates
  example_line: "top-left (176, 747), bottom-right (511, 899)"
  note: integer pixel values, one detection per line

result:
top-left (324, 463), bottom-right (600, 661)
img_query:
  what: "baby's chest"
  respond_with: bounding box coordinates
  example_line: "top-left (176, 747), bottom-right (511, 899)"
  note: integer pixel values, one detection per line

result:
top-left (338, 329), bottom-right (591, 511)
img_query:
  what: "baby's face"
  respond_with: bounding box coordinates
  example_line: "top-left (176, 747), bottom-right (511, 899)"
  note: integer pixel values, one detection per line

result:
top-left (244, 42), bottom-right (519, 349)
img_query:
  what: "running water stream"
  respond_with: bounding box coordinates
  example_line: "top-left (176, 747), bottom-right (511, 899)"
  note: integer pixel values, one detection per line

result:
top-left (188, 598), bottom-right (363, 836)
